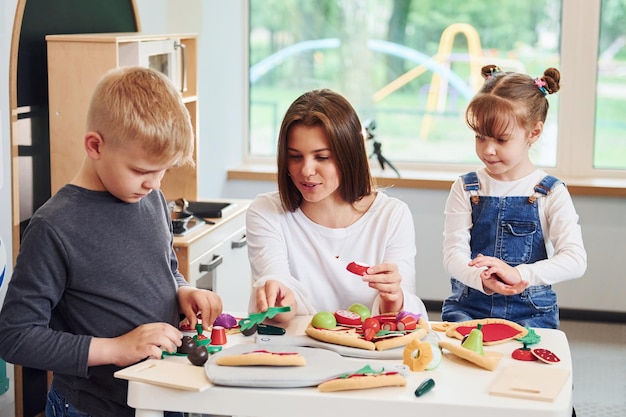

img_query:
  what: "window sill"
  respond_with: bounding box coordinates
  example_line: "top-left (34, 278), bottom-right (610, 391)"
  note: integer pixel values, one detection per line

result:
top-left (227, 166), bottom-right (626, 197)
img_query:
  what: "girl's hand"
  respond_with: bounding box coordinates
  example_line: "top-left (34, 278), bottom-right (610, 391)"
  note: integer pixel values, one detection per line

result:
top-left (88, 322), bottom-right (183, 367)
top-left (469, 254), bottom-right (521, 285)
top-left (482, 275), bottom-right (529, 295)
top-left (254, 280), bottom-right (296, 324)
top-left (362, 262), bottom-right (404, 313)
top-left (469, 254), bottom-right (529, 295)
top-left (178, 286), bottom-right (223, 330)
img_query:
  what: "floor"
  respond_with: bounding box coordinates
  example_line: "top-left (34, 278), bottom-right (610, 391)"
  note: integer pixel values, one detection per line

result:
top-left (189, 315), bottom-right (626, 417)
top-left (559, 319), bottom-right (626, 416)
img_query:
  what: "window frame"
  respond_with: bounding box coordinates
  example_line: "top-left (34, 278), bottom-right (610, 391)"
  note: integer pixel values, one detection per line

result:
top-left (238, 0), bottom-right (626, 193)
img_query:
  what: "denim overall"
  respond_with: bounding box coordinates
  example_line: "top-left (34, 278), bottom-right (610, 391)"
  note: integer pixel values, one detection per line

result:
top-left (441, 172), bottom-right (562, 329)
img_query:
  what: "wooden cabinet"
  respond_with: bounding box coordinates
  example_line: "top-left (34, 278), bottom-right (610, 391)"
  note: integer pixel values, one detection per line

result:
top-left (173, 200), bottom-right (252, 313)
top-left (46, 33), bottom-right (199, 201)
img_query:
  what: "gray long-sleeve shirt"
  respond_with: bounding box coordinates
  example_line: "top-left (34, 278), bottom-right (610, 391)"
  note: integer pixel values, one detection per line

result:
top-left (0, 185), bottom-right (188, 417)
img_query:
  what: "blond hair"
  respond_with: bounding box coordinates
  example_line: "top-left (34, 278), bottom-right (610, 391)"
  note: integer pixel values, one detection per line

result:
top-left (86, 66), bottom-right (194, 166)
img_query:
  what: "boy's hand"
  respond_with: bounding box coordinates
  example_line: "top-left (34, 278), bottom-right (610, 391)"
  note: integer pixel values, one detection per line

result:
top-left (89, 322), bottom-right (182, 367)
top-left (254, 280), bottom-right (296, 324)
top-left (361, 262), bottom-right (404, 313)
top-left (178, 286), bottom-right (222, 330)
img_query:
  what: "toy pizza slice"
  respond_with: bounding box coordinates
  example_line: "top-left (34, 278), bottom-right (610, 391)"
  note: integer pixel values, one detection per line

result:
top-left (305, 325), bottom-right (377, 350)
top-left (305, 323), bottom-right (427, 352)
top-left (318, 365), bottom-right (406, 392)
top-left (214, 349), bottom-right (306, 366)
top-left (373, 328), bottom-right (427, 351)
top-left (438, 340), bottom-right (503, 371)
top-left (444, 318), bottom-right (528, 345)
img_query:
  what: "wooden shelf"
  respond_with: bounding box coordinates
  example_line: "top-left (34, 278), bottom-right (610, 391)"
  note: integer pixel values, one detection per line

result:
top-left (46, 33), bottom-right (200, 201)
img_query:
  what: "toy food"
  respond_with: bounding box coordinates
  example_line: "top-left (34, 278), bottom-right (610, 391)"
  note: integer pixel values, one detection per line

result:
top-left (239, 306), bottom-right (291, 335)
top-left (215, 349), bottom-right (306, 367)
top-left (461, 323), bottom-right (484, 355)
top-left (346, 261), bottom-right (370, 276)
top-left (334, 310), bottom-right (362, 326)
top-left (414, 378), bottom-right (435, 397)
top-left (213, 313), bottom-right (238, 329)
top-left (188, 345), bottom-right (209, 366)
top-left (306, 310), bottom-right (428, 352)
top-left (512, 345), bottom-right (537, 361)
top-left (311, 311), bottom-right (337, 329)
top-left (402, 339), bottom-right (433, 371)
top-left (177, 335), bottom-right (197, 354)
top-left (512, 329), bottom-right (541, 361)
top-left (532, 348), bottom-right (561, 364)
top-left (348, 303), bottom-right (371, 320)
top-left (396, 315), bottom-right (418, 331)
top-left (425, 342), bottom-right (443, 370)
top-left (317, 365), bottom-right (406, 392)
top-left (443, 318), bottom-right (528, 345)
top-left (210, 326), bottom-right (227, 345)
top-left (438, 339), bottom-right (502, 371)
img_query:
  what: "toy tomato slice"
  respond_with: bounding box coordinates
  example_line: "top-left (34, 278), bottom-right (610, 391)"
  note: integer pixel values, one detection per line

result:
top-left (334, 310), bottom-right (362, 326)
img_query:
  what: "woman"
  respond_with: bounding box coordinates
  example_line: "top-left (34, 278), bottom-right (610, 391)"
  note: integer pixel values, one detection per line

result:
top-left (246, 88), bottom-right (428, 325)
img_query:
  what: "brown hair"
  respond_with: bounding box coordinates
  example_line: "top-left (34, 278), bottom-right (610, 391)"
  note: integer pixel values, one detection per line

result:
top-left (465, 65), bottom-right (561, 139)
top-left (277, 89), bottom-right (374, 212)
top-left (86, 66), bottom-right (194, 166)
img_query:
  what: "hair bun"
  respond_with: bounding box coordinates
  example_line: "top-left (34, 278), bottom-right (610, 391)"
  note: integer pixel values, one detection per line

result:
top-left (481, 64), bottom-right (502, 80)
top-left (541, 68), bottom-right (560, 94)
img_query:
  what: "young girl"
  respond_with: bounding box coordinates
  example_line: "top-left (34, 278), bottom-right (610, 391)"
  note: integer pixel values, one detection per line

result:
top-left (441, 65), bottom-right (587, 329)
top-left (246, 89), bottom-right (428, 325)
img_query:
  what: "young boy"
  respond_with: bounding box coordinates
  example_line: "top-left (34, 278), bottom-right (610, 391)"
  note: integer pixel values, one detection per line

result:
top-left (0, 67), bottom-right (222, 417)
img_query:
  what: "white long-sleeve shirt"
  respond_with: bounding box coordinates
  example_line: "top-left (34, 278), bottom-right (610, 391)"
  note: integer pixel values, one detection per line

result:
top-left (246, 191), bottom-right (428, 320)
top-left (443, 167), bottom-right (587, 292)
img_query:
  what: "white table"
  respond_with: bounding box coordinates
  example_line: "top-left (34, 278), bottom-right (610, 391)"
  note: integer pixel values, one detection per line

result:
top-left (124, 316), bottom-right (573, 417)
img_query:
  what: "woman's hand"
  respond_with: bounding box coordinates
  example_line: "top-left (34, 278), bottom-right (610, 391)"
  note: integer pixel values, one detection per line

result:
top-left (469, 254), bottom-right (529, 295)
top-left (178, 286), bottom-right (223, 330)
top-left (254, 280), bottom-right (296, 324)
top-left (362, 262), bottom-right (404, 313)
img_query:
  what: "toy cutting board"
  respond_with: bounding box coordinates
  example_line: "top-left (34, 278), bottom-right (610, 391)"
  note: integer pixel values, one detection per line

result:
top-left (114, 359), bottom-right (210, 392)
top-left (489, 365), bottom-right (570, 402)
top-left (205, 344), bottom-right (408, 388)
top-left (255, 334), bottom-right (405, 359)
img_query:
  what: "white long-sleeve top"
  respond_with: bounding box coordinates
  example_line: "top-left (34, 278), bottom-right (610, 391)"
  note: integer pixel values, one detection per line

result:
top-left (443, 167), bottom-right (587, 292)
top-left (246, 191), bottom-right (428, 320)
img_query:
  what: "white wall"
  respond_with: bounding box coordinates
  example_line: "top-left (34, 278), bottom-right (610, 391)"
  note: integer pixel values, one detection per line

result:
top-left (222, 180), bottom-right (626, 313)
top-left (136, 0), bottom-right (247, 199)
top-left (132, 1), bottom-right (626, 314)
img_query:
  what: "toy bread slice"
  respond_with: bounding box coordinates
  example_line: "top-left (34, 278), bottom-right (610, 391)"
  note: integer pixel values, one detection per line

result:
top-left (374, 328), bottom-right (427, 351)
top-left (305, 324), bottom-right (376, 351)
top-left (215, 350), bottom-right (306, 366)
top-left (444, 318), bottom-right (528, 345)
top-left (318, 373), bottom-right (406, 392)
top-left (438, 340), bottom-right (502, 371)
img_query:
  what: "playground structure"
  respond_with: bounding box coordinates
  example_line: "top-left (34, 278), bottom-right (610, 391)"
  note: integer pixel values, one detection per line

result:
top-left (373, 23), bottom-right (483, 139)
top-left (249, 23), bottom-right (526, 141)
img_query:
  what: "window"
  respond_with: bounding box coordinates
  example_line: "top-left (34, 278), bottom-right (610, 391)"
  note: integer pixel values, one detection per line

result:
top-left (594, 0), bottom-right (626, 170)
top-left (248, 0), bottom-right (626, 181)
